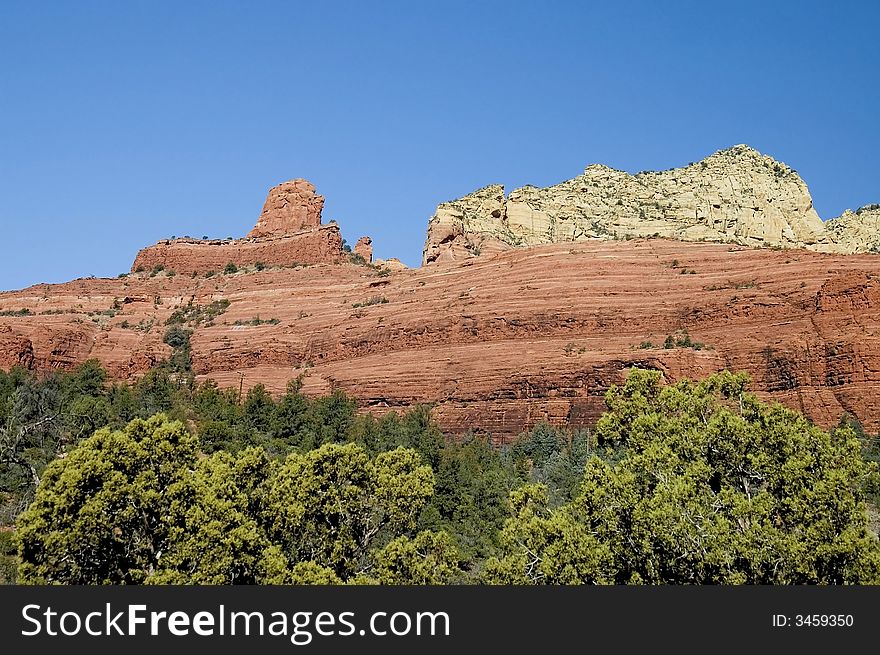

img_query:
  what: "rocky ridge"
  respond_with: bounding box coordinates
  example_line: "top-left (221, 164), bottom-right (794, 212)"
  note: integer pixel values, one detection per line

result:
top-left (4, 240), bottom-right (880, 441)
top-left (423, 145), bottom-right (878, 264)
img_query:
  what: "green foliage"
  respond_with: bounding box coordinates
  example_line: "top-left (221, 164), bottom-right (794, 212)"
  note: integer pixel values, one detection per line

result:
top-left (662, 329), bottom-right (708, 350)
top-left (233, 316), bottom-right (280, 326)
top-left (420, 436), bottom-right (511, 563)
top-left (17, 417), bottom-right (443, 585)
top-left (261, 443), bottom-right (434, 580)
top-left (488, 369), bottom-right (880, 584)
top-left (0, 530), bottom-right (17, 584)
top-left (349, 405), bottom-right (444, 467)
top-left (162, 326), bottom-right (192, 374)
top-left (17, 415), bottom-right (198, 584)
top-left (506, 422), bottom-right (593, 506)
top-left (484, 484), bottom-right (615, 584)
top-left (148, 449), bottom-right (279, 584)
top-left (4, 360), bottom-right (880, 586)
top-left (372, 530), bottom-right (460, 584)
top-left (165, 299), bottom-right (230, 327)
top-left (0, 362), bottom-right (112, 525)
top-left (224, 262), bottom-right (239, 275)
top-left (352, 296), bottom-right (388, 308)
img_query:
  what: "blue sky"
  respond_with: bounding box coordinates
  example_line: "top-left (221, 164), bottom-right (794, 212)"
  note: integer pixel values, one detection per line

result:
top-left (0, 0), bottom-right (877, 290)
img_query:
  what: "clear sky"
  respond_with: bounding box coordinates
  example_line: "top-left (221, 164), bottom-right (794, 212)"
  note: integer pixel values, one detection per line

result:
top-left (0, 0), bottom-right (877, 291)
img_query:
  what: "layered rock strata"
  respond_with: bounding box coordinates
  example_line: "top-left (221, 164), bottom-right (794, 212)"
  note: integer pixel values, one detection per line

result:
top-left (5, 240), bottom-right (880, 441)
top-left (131, 227), bottom-right (346, 276)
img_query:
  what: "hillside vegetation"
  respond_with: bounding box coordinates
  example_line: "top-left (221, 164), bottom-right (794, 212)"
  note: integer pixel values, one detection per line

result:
top-left (2, 362), bottom-right (878, 584)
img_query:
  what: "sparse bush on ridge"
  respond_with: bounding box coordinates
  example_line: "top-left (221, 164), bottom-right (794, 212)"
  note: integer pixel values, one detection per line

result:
top-left (352, 296), bottom-right (388, 308)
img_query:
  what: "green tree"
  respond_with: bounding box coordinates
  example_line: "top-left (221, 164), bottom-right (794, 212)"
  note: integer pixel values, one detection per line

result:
top-left (484, 484), bottom-right (614, 584)
top-left (488, 369), bottom-right (880, 584)
top-left (260, 443), bottom-right (433, 581)
top-left (0, 378), bottom-right (65, 523)
top-left (149, 450), bottom-right (278, 584)
top-left (243, 384), bottom-right (275, 433)
top-left (372, 530), bottom-right (460, 584)
top-left (17, 414), bottom-right (198, 584)
top-left (421, 436), bottom-right (512, 565)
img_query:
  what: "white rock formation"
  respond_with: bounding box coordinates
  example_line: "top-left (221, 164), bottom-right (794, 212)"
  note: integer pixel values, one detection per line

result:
top-left (422, 145), bottom-right (877, 264)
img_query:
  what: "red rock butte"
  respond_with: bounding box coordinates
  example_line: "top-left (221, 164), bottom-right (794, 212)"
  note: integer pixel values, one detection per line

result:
top-left (248, 179), bottom-right (325, 238)
top-left (131, 179), bottom-right (364, 276)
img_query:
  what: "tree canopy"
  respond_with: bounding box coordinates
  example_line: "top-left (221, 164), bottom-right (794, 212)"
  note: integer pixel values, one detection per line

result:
top-left (16, 415), bottom-right (457, 584)
top-left (4, 363), bottom-right (879, 585)
top-left (486, 369), bottom-right (880, 584)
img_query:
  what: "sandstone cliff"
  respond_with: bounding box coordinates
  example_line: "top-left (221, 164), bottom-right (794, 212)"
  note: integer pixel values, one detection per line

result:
top-left (131, 227), bottom-right (346, 276)
top-left (132, 179), bottom-right (370, 275)
top-left (423, 145), bottom-right (878, 264)
top-left (248, 179), bottom-right (324, 238)
top-left (5, 240), bottom-right (880, 441)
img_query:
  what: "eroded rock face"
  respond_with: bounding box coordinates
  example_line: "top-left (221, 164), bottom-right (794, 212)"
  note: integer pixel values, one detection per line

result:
top-left (0, 326), bottom-right (34, 370)
top-left (373, 257), bottom-right (408, 272)
top-left (423, 145), bottom-right (878, 263)
top-left (423, 185), bottom-right (510, 264)
top-left (7, 240), bottom-right (880, 442)
top-left (131, 179), bottom-right (345, 274)
top-left (354, 236), bottom-right (373, 263)
top-left (825, 205), bottom-right (880, 253)
top-left (131, 227), bottom-right (345, 275)
top-left (248, 179), bottom-right (325, 238)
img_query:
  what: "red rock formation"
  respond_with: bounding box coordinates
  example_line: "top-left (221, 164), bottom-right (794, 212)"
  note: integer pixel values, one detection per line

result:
top-left (354, 236), bottom-right (373, 263)
top-left (6, 240), bottom-right (880, 441)
top-left (131, 180), bottom-right (345, 275)
top-left (131, 226), bottom-right (345, 275)
top-left (0, 326), bottom-right (34, 370)
top-left (248, 179), bottom-right (325, 238)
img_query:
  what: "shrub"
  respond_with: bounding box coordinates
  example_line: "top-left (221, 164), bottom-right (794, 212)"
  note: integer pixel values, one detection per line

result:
top-left (162, 326), bottom-right (193, 373)
top-left (352, 296), bottom-right (389, 308)
top-left (166, 299), bottom-right (230, 327)
top-left (232, 316), bottom-right (280, 326)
